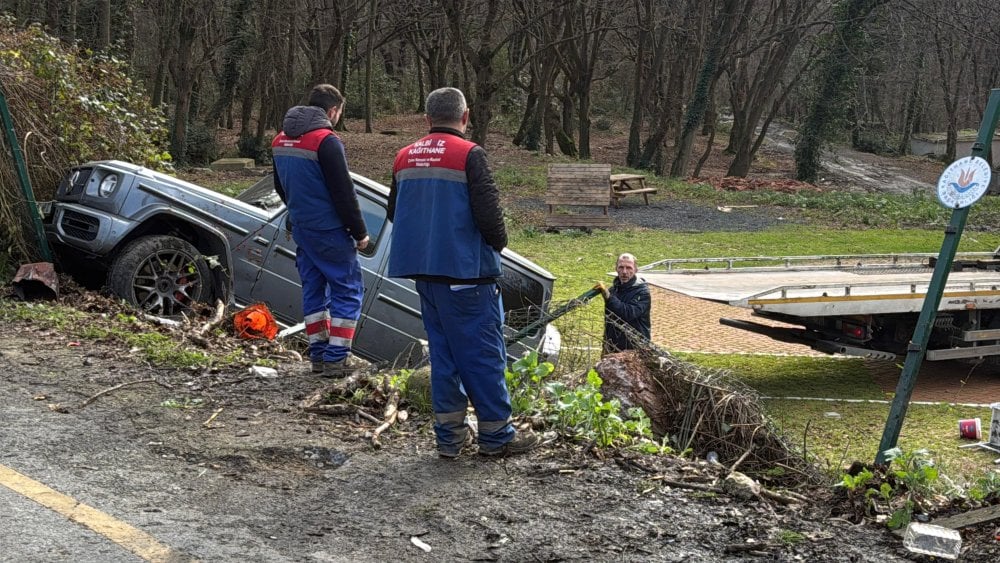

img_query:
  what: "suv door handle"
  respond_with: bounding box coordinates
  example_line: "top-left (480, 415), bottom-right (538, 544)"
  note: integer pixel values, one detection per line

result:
top-left (253, 236), bottom-right (270, 246)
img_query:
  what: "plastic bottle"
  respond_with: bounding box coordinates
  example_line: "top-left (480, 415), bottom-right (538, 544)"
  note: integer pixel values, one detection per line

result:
top-left (902, 522), bottom-right (961, 560)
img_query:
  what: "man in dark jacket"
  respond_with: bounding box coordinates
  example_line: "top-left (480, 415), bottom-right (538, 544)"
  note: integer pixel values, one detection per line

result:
top-left (271, 84), bottom-right (369, 377)
top-left (387, 87), bottom-right (539, 459)
top-left (598, 253), bottom-right (652, 353)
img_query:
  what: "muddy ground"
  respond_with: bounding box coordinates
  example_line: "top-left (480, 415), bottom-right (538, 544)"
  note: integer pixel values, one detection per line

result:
top-left (1, 315), bottom-right (930, 562)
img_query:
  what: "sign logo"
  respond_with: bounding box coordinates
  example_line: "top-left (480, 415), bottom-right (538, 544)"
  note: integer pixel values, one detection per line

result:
top-left (936, 156), bottom-right (992, 209)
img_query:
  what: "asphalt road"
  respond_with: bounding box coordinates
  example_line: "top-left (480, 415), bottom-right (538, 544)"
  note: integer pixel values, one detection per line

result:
top-left (0, 376), bottom-right (293, 562)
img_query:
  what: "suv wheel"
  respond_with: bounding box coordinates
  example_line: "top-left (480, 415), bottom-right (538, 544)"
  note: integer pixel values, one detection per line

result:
top-left (107, 235), bottom-right (212, 315)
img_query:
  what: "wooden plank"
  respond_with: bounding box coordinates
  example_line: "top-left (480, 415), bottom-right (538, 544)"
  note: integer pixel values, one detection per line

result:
top-left (612, 188), bottom-right (657, 196)
top-left (932, 504), bottom-right (1000, 530)
top-left (609, 173), bottom-right (646, 181)
top-left (546, 200), bottom-right (611, 207)
top-left (546, 185), bottom-right (611, 192)
top-left (545, 163), bottom-right (613, 225)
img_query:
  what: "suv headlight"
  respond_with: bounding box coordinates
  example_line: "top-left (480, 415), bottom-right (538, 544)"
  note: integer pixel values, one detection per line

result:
top-left (98, 174), bottom-right (119, 197)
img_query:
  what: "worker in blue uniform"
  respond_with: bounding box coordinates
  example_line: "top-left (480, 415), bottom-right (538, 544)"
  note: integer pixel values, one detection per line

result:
top-left (387, 87), bottom-right (540, 458)
top-left (272, 84), bottom-right (369, 377)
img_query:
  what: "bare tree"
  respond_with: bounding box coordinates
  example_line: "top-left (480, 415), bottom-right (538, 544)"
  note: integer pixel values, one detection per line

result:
top-left (724, 0), bottom-right (826, 177)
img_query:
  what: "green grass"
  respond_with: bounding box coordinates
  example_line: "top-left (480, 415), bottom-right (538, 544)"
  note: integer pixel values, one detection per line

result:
top-left (0, 299), bottom-right (242, 369)
top-left (765, 399), bottom-right (995, 479)
top-left (675, 354), bottom-right (885, 399)
top-left (667, 352), bottom-right (996, 480)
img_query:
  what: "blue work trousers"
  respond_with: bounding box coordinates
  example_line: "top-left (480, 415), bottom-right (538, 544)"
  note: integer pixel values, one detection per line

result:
top-left (415, 280), bottom-right (514, 451)
top-left (293, 225), bottom-right (363, 363)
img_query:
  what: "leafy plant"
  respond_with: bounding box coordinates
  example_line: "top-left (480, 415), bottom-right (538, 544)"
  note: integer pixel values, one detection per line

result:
top-left (505, 351), bottom-right (555, 416)
top-left (968, 471), bottom-right (1000, 503)
top-left (840, 467), bottom-right (874, 492)
top-left (777, 530), bottom-right (806, 545)
top-left (505, 353), bottom-right (661, 450)
top-left (862, 447), bottom-right (942, 529)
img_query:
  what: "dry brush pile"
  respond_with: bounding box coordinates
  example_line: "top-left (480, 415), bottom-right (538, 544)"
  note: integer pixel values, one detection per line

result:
top-left (598, 348), bottom-right (823, 487)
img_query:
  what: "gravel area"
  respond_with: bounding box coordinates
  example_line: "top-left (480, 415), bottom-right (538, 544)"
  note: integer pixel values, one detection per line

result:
top-left (506, 196), bottom-right (796, 233)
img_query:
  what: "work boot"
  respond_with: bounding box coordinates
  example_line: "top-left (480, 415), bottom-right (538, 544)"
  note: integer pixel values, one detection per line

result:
top-left (478, 431), bottom-right (542, 458)
top-left (311, 360), bottom-right (324, 374)
top-left (322, 360), bottom-right (355, 378)
top-left (320, 354), bottom-right (367, 378)
top-left (438, 432), bottom-right (476, 459)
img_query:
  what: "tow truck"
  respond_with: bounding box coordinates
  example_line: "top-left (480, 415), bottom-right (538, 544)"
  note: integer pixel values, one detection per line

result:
top-left (639, 251), bottom-right (1000, 362)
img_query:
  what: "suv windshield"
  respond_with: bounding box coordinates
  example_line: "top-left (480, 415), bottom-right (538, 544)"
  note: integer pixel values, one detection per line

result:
top-left (236, 176), bottom-right (283, 211)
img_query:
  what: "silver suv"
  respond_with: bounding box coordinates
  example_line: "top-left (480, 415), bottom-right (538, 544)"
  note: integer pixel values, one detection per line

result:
top-left (43, 160), bottom-right (560, 365)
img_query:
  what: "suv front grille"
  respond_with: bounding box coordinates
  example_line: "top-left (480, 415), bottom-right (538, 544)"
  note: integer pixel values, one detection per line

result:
top-left (60, 210), bottom-right (100, 241)
top-left (58, 167), bottom-right (94, 198)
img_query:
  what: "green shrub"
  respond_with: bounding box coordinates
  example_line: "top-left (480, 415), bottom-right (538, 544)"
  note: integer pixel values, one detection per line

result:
top-left (184, 123), bottom-right (219, 165)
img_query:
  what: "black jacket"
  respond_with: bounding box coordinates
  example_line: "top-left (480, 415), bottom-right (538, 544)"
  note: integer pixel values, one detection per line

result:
top-left (604, 276), bottom-right (652, 352)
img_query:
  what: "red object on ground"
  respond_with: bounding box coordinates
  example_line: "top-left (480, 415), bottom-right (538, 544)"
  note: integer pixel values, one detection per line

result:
top-left (234, 303), bottom-right (278, 340)
top-left (959, 418), bottom-right (982, 440)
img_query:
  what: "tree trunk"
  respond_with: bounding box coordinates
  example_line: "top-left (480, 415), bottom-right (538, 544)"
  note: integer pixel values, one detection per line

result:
top-left (167, 2), bottom-right (200, 164)
top-left (66, 0), bottom-right (77, 43)
top-left (97, 0), bottom-right (111, 50)
top-left (44, 0), bottom-right (59, 35)
top-left (364, 0), bottom-right (378, 133)
top-left (627, 0), bottom-right (651, 168)
top-left (206, 0), bottom-right (255, 128)
top-left (795, 0), bottom-right (887, 182)
top-left (897, 52), bottom-right (924, 156)
top-left (670, 0), bottom-right (740, 178)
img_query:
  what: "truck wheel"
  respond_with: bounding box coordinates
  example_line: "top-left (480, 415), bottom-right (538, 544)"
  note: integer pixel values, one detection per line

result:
top-left (107, 235), bottom-right (212, 316)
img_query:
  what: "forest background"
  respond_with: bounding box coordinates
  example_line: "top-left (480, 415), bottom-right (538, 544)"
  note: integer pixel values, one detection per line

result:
top-left (3, 0), bottom-right (1000, 262)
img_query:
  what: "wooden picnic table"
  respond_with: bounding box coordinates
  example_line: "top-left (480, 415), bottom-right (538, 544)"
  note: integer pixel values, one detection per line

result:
top-left (609, 173), bottom-right (657, 208)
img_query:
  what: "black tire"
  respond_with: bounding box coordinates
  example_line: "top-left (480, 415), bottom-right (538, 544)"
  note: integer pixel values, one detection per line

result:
top-left (107, 235), bottom-right (212, 316)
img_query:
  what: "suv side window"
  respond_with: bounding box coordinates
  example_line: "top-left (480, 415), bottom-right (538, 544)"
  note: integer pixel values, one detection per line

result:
top-left (357, 192), bottom-right (386, 257)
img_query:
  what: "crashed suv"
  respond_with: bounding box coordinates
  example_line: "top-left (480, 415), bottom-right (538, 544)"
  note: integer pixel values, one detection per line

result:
top-left (43, 160), bottom-right (559, 365)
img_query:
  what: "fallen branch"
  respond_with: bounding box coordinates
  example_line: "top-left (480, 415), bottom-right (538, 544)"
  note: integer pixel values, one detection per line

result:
top-left (759, 487), bottom-right (805, 506)
top-left (303, 404), bottom-right (362, 416)
top-left (657, 478), bottom-right (723, 494)
top-left (141, 314), bottom-right (183, 328)
top-left (202, 407), bottom-right (224, 427)
top-left (80, 378), bottom-right (173, 408)
top-left (724, 542), bottom-right (778, 554)
top-left (196, 299), bottom-right (226, 337)
top-left (371, 388), bottom-right (400, 448)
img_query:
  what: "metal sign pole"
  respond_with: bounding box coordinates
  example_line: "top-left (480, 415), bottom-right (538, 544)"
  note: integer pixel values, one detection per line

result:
top-left (0, 85), bottom-right (52, 262)
top-left (875, 88), bottom-right (1000, 464)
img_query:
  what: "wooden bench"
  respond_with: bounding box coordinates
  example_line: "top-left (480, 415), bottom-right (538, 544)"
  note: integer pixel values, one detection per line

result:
top-left (545, 163), bottom-right (612, 229)
top-left (610, 173), bottom-right (657, 208)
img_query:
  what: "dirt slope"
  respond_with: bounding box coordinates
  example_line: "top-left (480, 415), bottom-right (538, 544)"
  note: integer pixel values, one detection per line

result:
top-left (0, 318), bottom-right (926, 562)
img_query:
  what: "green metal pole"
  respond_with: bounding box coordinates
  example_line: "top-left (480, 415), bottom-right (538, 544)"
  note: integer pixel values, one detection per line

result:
top-left (875, 88), bottom-right (1000, 464)
top-left (0, 85), bottom-right (52, 262)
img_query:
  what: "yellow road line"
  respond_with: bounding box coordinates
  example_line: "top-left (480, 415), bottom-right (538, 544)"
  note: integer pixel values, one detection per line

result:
top-left (0, 463), bottom-right (192, 562)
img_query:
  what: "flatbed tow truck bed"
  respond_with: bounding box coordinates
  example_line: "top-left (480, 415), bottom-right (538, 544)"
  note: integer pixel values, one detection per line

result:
top-left (638, 252), bottom-right (1000, 360)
